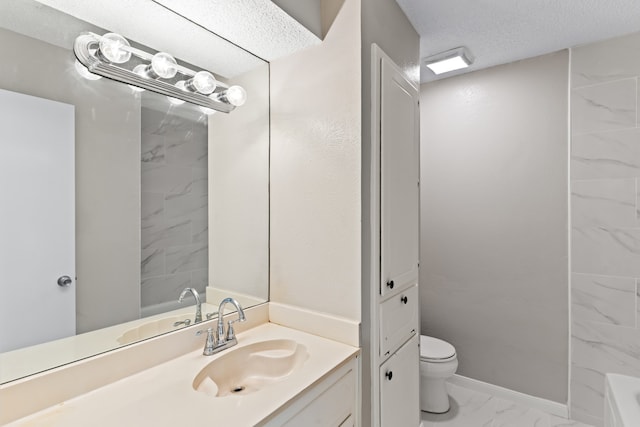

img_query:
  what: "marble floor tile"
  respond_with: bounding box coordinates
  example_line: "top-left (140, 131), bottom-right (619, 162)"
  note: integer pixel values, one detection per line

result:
top-left (420, 382), bottom-right (594, 427)
top-left (549, 414), bottom-right (596, 427)
top-left (421, 383), bottom-right (494, 427)
top-left (492, 397), bottom-right (549, 427)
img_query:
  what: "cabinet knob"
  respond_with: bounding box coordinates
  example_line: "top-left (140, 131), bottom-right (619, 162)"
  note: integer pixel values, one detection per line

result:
top-left (386, 280), bottom-right (394, 289)
top-left (385, 370), bottom-right (393, 381)
top-left (401, 295), bottom-right (408, 304)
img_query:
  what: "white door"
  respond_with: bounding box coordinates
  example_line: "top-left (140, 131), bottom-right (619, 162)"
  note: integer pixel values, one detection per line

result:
top-left (380, 335), bottom-right (420, 427)
top-left (0, 88), bottom-right (75, 352)
top-left (380, 56), bottom-right (419, 297)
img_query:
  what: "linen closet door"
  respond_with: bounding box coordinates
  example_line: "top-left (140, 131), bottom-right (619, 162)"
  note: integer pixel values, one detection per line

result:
top-left (380, 58), bottom-right (419, 297)
top-left (379, 53), bottom-right (420, 426)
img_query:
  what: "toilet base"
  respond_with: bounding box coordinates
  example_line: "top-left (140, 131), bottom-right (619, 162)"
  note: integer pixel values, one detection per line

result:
top-left (420, 377), bottom-right (451, 414)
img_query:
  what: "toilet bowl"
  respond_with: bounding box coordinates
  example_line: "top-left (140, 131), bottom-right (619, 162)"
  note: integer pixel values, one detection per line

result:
top-left (420, 335), bottom-right (458, 414)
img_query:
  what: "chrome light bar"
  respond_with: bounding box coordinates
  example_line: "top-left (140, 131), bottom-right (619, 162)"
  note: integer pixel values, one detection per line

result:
top-left (74, 32), bottom-right (236, 113)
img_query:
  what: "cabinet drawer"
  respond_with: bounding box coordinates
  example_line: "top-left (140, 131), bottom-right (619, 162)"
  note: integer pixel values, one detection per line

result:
top-left (380, 335), bottom-right (419, 427)
top-left (379, 283), bottom-right (418, 357)
top-left (280, 361), bottom-right (355, 427)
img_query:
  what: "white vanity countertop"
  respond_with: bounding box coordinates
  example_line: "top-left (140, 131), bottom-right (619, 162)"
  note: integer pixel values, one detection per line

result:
top-left (6, 323), bottom-right (360, 427)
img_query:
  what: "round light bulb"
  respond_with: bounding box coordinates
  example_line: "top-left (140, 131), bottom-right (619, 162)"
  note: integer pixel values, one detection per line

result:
top-left (171, 81), bottom-right (188, 103)
top-left (167, 95), bottom-right (185, 105)
top-left (150, 52), bottom-right (178, 79)
top-left (128, 64), bottom-right (147, 92)
top-left (98, 33), bottom-right (131, 64)
top-left (188, 71), bottom-right (217, 94)
top-left (224, 85), bottom-right (247, 107)
top-left (74, 60), bottom-right (102, 80)
top-left (199, 106), bottom-right (216, 115)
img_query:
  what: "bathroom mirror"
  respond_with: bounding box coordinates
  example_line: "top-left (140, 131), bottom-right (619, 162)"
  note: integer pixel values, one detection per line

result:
top-left (0, 0), bottom-right (269, 383)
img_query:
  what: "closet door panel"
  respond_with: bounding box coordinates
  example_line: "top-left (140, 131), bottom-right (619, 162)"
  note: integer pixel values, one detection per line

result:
top-left (380, 58), bottom-right (419, 298)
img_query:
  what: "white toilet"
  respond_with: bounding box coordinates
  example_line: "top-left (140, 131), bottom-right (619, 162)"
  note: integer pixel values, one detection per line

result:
top-left (419, 335), bottom-right (458, 413)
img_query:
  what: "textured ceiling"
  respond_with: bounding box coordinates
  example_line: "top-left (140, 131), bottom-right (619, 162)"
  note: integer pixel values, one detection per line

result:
top-left (395, 0), bottom-right (640, 83)
top-left (153, 0), bottom-right (321, 61)
top-left (31, 0), bottom-right (320, 78)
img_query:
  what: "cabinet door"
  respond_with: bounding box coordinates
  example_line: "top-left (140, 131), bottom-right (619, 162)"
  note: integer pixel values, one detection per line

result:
top-left (380, 335), bottom-right (419, 427)
top-left (379, 284), bottom-right (418, 357)
top-left (266, 358), bottom-right (357, 427)
top-left (380, 56), bottom-right (419, 298)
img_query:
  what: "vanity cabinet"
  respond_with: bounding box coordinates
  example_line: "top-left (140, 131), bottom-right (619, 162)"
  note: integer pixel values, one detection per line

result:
top-left (262, 356), bottom-right (359, 427)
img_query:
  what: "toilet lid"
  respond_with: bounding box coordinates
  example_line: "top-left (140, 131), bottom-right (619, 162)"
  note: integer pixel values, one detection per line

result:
top-left (420, 335), bottom-right (456, 360)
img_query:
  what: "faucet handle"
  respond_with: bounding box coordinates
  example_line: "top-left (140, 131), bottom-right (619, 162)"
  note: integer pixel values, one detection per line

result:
top-left (196, 328), bottom-right (217, 356)
top-left (225, 317), bottom-right (246, 341)
top-left (173, 319), bottom-right (192, 327)
top-left (205, 311), bottom-right (218, 320)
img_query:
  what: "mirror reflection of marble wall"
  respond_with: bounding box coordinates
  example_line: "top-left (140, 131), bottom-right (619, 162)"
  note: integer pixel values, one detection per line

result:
top-left (140, 105), bottom-right (209, 316)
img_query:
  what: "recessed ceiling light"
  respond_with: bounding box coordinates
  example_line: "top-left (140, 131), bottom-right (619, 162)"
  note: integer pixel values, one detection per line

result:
top-left (423, 47), bottom-right (473, 75)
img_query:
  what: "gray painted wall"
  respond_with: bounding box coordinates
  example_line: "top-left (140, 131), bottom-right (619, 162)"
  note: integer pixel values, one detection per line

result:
top-left (420, 51), bottom-right (569, 403)
top-left (0, 28), bottom-right (141, 333)
top-left (570, 31), bottom-right (640, 427)
top-left (360, 2), bottom-right (419, 425)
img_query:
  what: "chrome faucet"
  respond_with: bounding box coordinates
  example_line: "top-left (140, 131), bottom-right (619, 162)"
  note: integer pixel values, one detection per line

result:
top-left (178, 287), bottom-right (202, 323)
top-left (216, 297), bottom-right (246, 344)
top-left (196, 297), bottom-right (246, 356)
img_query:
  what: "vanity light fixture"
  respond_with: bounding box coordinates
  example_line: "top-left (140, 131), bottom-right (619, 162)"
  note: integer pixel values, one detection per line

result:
top-left (74, 60), bottom-right (102, 80)
top-left (74, 32), bottom-right (247, 113)
top-left (423, 47), bottom-right (473, 75)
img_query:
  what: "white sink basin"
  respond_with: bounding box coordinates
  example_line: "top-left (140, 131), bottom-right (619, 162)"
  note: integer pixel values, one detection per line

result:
top-left (192, 339), bottom-right (308, 397)
top-left (117, 314), bottom-right (193, 344)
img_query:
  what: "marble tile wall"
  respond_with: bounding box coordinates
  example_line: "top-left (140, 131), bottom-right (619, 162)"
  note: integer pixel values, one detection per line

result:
top-left (570, 31), bottom-right (640, 427)
top-left (140, 104), bottom-right (209, 311)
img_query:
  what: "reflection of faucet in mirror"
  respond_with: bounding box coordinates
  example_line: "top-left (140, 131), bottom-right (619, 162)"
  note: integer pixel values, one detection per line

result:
top-left (173, 319), bottom-right (191, 328)
top-left (178, 288), bottom-right (202, 323)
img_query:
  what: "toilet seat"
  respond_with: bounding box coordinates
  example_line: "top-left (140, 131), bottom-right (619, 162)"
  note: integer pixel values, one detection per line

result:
top-left (420, 335), bottom-right (456, 363)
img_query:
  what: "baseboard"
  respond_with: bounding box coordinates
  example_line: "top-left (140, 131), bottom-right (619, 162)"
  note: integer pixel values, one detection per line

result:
top-left (448, 374), bottom-right (569, 418)
top-left (268, 302), bottom-right (360, 347)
